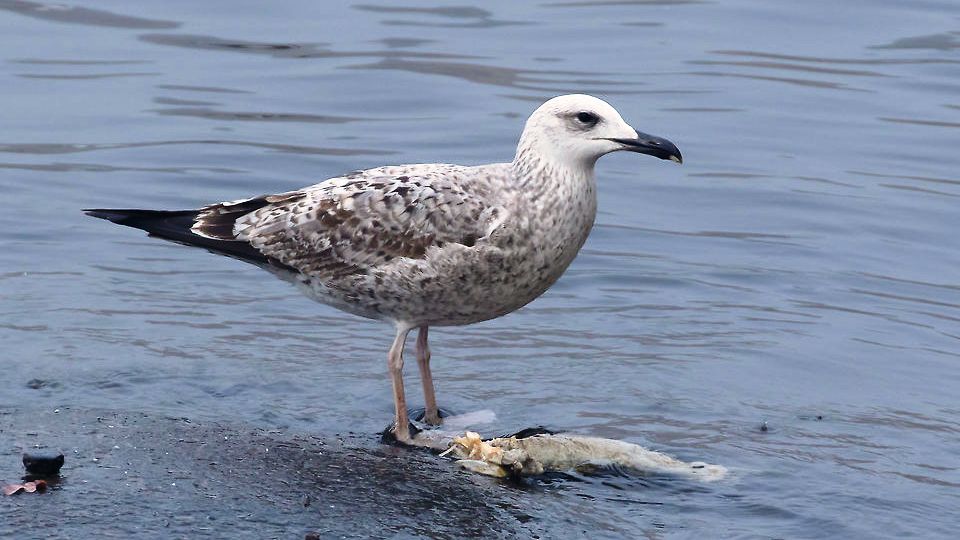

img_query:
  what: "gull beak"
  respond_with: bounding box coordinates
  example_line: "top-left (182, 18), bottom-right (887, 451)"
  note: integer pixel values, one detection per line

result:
top-left (607, 130), bottom-right (683, 163)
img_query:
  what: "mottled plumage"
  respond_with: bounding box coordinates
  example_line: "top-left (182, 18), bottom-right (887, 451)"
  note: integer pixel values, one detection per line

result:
top-left (86, 94), bottom-right (682, 442)
top-left (191, 165), bottom-right (514, 325)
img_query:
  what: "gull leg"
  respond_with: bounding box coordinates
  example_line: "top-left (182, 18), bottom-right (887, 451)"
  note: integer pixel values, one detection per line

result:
top-left (389, 325), bottom-right (413, 442)
top-left (416, 326), bottom-right (441, 426)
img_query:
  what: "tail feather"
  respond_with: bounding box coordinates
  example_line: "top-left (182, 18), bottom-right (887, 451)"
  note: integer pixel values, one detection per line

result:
top-left (84, 208), bottom-right (279, 268)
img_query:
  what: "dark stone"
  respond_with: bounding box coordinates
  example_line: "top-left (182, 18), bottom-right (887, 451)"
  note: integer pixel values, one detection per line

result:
top-left (22, 453), bottom-right (65, 476)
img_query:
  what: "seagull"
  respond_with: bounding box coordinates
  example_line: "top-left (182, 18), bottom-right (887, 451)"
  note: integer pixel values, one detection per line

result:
top-left (85, 94), bottom-right (682, 443)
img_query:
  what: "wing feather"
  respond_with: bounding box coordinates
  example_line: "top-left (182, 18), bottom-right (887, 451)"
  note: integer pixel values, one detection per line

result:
top-left (196, 165), bottom-right (503, 278)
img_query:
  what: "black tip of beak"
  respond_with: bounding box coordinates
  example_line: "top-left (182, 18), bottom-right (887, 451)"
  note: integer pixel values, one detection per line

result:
top-left (609, 130), bottom-right (682, 164)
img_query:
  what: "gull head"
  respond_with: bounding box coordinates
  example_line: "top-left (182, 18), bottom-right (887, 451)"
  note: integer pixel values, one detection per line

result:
top-left (515, 94), bottom-right (682, 169)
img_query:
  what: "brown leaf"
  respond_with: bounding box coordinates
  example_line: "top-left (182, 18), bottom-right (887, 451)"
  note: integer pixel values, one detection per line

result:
top-left (3, 484), bottom-right (25, 496)
top-left (3, 480), bottom-right (47, 496)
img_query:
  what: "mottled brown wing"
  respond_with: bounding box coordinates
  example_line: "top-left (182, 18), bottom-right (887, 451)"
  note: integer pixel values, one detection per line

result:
top-left (222, 170), bottom-right (493, 278)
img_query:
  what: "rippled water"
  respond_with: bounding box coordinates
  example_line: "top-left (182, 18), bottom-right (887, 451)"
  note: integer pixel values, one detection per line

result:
top-left (2, 0), bottom-right (959, 537)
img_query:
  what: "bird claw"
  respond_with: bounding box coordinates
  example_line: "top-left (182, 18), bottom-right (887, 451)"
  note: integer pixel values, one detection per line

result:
top-left (411, 406), bottom-right (452, 427)
top-left (380, 420), bottom-right (422, 446)
top-left (381, 407), bottom-right (456, 447)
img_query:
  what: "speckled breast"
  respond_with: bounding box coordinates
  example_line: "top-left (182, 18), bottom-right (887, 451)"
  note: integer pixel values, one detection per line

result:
top-left (288, 168), bottom-right (598, 327)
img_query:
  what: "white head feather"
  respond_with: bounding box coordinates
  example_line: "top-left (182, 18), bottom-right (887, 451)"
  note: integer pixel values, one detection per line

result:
top-left (514, 94), bottom-right (681, 171)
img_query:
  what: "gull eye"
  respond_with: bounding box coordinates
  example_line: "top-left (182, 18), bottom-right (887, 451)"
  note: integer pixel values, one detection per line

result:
top-left (575, 112), bottom-right (599, 126)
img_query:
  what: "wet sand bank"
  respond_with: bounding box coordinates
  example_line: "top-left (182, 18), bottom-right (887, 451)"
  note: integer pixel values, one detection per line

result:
top-left (0, 408), bottom-right (551, 539)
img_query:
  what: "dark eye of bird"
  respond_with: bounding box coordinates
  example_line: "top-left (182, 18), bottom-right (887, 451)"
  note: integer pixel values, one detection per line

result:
top-left (576, 112), bottom-right (598, 125)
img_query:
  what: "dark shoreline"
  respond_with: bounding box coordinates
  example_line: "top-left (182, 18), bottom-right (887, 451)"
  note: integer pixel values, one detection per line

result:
top-left (0, 408), bottom-right (550, 539)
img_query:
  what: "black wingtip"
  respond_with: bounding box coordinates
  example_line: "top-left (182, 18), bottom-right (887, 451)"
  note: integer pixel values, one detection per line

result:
top-left (83, 208), bottom-right (198, 227)
top-left (84, 209), bottom-right (126, 222)
top-left (82, 206), bottom-right (288, 271)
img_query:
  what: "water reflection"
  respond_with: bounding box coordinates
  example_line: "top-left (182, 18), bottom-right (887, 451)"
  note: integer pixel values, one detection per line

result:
top-left (346, 57), bottom-right (636, 91)
top-left (0, 140), bottom-right (393, 156)
top-left (688, 60), bottom-right (888, 77)
top-left (543, 0), bottom-right (705, 7)
top-left (17, 72), bottom-right (160, 79)
top-left (352, 4), bottom-right (529, 28)
top-left (872, 32), bottom-right (960, 51)
top-left (879, 116), bottom-right (960, 129)
top-left (711, 49), bottom-right (960, 65)
top-left (139, 32), bottom-right (478, 60)
top-left (687, 70), bottom-right (864, 90)
top-left (155, 84), bottom-right (253, 94)
top-left (149, 107), bottom-right (365, 124)
top-left (0, 0), bottom-right (179, 28)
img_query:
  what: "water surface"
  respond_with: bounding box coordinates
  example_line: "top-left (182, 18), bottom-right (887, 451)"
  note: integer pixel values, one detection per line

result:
top-left (2, 0), bottom-right (959, 538)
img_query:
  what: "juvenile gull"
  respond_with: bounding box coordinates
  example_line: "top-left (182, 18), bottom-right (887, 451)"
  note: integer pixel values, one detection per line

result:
top-left (85, 94), bottom-right (682, 443)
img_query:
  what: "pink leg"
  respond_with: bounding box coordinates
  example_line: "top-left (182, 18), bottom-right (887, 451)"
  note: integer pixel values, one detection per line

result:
top-left (388, 326), bottom-right (412, 442)
top-left (416, 326), bottom-right (441, 426)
